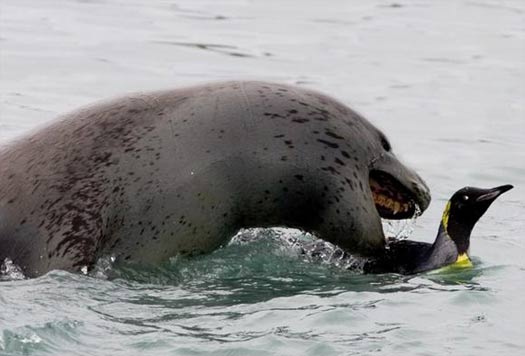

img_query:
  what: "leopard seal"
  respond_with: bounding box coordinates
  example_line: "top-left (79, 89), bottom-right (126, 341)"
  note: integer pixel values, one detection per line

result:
top-left (0, 81), bottom-right (431, 277)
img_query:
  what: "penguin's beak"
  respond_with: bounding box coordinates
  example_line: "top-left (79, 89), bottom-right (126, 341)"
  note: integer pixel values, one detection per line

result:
top-left (476, 185), bottom-right (514, 203)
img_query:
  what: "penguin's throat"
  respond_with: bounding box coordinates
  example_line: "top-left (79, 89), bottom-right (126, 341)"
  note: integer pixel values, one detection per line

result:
top-left (436, 221), bottom-right (472, 267)
top-left (440, 216), bottom-right (471, 255)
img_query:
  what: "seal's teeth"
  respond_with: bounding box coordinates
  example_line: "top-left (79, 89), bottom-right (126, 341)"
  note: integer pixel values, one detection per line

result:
top-left (393, 202), bottom-right (400, 214)
top-left (373, 191), bottom-right (414, 218)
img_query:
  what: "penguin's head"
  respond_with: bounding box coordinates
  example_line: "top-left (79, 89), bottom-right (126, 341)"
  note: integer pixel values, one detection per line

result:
top-left (441, 184), bottom-right (513, 255)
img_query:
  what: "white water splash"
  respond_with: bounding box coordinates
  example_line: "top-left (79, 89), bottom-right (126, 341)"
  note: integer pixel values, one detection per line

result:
top-left (20, 334), bottom-right (42, 345)
top-left (231, 228), bottom-right (367, 270)
top-left (230, 209), bottom-right (421, 270)
top-left (0, 258), bottom-right (26, 281)
top-left (89, 255), bottom-right (118, 279)
top-left (381, 205), bottom-right (421, 240)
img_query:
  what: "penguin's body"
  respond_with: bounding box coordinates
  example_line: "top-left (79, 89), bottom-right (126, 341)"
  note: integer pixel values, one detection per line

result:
top-left (364, 184), bottom-right (513, 274)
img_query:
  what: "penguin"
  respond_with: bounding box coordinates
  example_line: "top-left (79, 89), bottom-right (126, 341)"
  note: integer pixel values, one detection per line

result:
top-left (364, 184), bottom-right (513, 274)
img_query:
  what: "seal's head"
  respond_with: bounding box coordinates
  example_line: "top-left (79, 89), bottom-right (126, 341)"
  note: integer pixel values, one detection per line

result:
top-left (344, 125), bottom-right (431, 255)
top-left (311, 110), bottom-right (432, 257)
top-left (367, 131), bottom-right (431, 220)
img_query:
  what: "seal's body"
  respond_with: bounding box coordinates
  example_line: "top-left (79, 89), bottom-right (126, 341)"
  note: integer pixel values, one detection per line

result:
top-left (0, 81), bottom-right (430, 277)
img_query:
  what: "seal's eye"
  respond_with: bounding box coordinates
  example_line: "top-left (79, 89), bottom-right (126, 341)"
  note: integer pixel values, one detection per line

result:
top-left (462, 195), bottom-right (469, 202)
top-left (380, 135), bottom-right (391, 152)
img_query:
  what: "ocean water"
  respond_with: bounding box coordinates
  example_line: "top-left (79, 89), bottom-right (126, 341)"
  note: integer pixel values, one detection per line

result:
top-left (1, 0), bottom-right (524, 355)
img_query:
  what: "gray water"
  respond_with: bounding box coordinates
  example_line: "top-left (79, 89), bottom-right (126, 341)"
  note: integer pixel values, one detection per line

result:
top-left (1, 0), bottom-right (524, 355)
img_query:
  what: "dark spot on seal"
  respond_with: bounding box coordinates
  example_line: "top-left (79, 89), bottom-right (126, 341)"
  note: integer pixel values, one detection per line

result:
top-left (284, 140), bottom-right (295, 149)
top-left (345, 178), bottom-right (355, 190)
top-left (274, 134), bottom-right (285, 138)
top-left (321, 166), bottom-right (340, 175)
top-left (325, 129), bottom-right (344, 140)
top-left (294, 174), bottom-right (304, 181)
top-left (317, 139), bottom-right (339, 149)
top-left (341, 150), bottom-right (350, 158)
top-left (334, 158), bottom-right (345, 166)
top-left (71, 216), bottom-right (87, 233)
top-left (292, 118), bottom-right (310, 123)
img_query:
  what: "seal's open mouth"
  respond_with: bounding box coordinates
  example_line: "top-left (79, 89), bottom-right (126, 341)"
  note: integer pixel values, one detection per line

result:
top-left (369, 170), bottom-right (418, 220)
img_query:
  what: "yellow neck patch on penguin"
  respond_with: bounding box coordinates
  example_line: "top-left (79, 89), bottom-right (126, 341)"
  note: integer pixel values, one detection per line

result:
top-left (441, 201), bottom-right (451, 229)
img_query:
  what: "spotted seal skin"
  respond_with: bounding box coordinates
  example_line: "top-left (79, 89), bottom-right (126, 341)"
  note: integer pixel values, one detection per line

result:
top-left (0, 81), bottom-right (431, 277)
